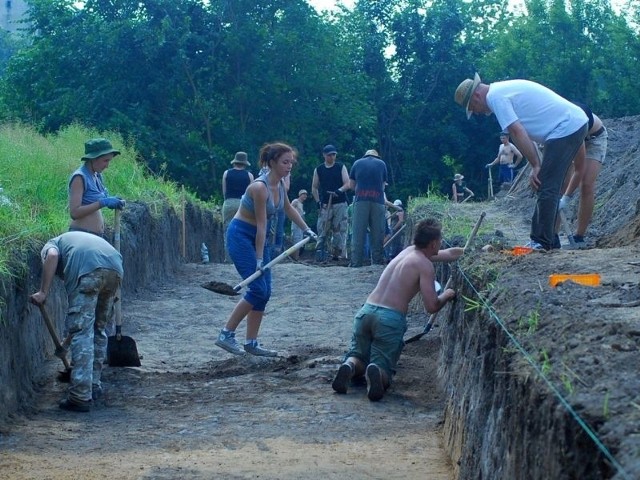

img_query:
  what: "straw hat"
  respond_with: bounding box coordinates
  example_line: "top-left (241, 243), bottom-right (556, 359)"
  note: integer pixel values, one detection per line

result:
top-left (454, 72), bottom-right (481, 119)
top-left (453, 174), bottom-right (464, 181)
top-left (298, 189), bottom-right (308, 196)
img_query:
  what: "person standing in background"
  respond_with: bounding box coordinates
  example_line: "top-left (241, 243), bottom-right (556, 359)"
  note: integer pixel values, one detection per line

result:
top-left (312, 144), bottom-right (350, 261)
top-left (68, 138), bottom-right (125, 237)
top-left (485, 132), bottom-right (523, 185)
top-left (222, 152), bottom-right (254, 262)
top-left (347, 149), bottom-right (388, 267)
top-left (290, 189), bottom-right (308, 260)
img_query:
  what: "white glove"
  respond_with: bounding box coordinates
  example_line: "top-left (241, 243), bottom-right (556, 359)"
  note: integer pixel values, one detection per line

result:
top-left (304, 228), bottom-right (318, 242)
top-left (558, 195), bottom-right (570, 210)
top-left (508, 164), bottom-right (515, 169)
top-left (256, 258), bottom-right (264, 271)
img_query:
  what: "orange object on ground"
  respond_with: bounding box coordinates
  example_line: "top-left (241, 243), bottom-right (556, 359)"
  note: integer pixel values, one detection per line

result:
top-left (549, 273), bottom-right (601, 287)
top-left (512, 246), bottom-right (533, 255)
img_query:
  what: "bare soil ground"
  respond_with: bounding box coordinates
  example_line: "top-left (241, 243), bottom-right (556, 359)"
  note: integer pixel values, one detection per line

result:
top-left (0, 260), bottom-right (454, 480)
top-left (2, 115), bottom-right (640, 479)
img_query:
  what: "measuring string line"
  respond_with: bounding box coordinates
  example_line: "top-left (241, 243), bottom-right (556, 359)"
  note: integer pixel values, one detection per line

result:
top-left (456, 266), bottom-right (632, 480)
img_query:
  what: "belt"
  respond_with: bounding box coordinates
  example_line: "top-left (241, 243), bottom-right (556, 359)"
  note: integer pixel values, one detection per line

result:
top-left (586, 125), bottom-right (605, 140)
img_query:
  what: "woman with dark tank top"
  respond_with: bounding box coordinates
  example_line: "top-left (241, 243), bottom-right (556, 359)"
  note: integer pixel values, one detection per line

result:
top-left (215, 142), bottom-right (317, 357)
top-left (222, 152), bottom-right (254, 261)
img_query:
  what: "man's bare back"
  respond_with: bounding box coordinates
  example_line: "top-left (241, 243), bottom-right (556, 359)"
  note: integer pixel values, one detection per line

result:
top-left (366, 246), bottom-right (441, 314)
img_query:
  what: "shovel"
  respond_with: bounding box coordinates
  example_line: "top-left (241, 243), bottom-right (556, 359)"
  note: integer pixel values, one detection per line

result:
top-left (31, 300), bottom-right (72, 382)
top-left (107, 209), bottom-right (141, 367)
top-left (405, 212), bottom-right (486, 344)
top-left (203, 236), bottom-right (311, 296)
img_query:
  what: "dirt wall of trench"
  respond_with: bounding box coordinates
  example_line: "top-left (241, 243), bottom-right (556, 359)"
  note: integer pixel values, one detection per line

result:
top-left (438, 269), bottom-right (614, 480)
top-left (0, 201), bottom-right (224, 428)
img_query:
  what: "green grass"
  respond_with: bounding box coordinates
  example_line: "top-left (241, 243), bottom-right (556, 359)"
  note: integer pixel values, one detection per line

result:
top-left (0, 123), bottom-right (211, 276)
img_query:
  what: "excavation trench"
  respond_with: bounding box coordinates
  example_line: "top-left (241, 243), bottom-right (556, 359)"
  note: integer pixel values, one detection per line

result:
top-left (1, 199), bottom-right (638, 479)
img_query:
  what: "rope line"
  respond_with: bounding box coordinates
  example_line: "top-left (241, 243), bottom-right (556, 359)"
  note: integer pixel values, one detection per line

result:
top-left (455, 265), bottom-right (632, 480)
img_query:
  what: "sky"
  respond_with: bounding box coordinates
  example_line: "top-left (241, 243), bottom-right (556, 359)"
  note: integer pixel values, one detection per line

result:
top-left (307, 0), bottom-right (355, 13)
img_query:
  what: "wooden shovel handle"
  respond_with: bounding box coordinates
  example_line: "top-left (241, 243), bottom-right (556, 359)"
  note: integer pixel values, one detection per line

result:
top-left (34, 302), bottom-right (72, 370)
top-left (233, 237), bottom-right (311, 292)
top-left (464, 212), bottom-right (486, 250)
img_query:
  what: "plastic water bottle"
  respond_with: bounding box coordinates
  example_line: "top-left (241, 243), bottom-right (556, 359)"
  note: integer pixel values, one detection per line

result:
top-left (200, 243), bottom-right (209, 264)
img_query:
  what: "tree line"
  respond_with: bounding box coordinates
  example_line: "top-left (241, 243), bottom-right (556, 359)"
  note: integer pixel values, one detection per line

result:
top-left (0, 0), bottom-right (638, 202)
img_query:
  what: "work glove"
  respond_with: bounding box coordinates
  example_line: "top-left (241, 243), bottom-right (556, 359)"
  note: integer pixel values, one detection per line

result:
top-left (256, 258), bottom-right (264, 272)
top-left (100, 196), bottom-right (126, 210)
top-left (303, 228), bottom-right (318, 242)
top-left (558, 195), bottom-right (570, 211)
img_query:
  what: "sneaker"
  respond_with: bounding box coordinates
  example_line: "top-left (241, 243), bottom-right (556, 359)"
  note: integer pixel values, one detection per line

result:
top-left (365, 363), bottom-right (385, 402)
top-left (215, 330), bottom-right (245, 355)
top-left (332, 363), bottom-right (353, 394)
top-left (59, 398), bottom-right (91, 412)
top-left (524, 240), bottom-right (545, 251)
top-left (244, 342), bottom-right (278, 357)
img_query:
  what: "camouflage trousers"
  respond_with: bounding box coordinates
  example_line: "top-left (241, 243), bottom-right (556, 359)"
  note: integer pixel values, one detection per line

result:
top-left (66, 268), bottom-right (121, 403)
top-left (315, 202), bottom-right (348, 259)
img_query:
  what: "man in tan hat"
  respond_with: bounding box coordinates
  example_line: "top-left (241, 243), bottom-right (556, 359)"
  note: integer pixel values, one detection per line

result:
top-left (347, 148), bottom-right (388, 267)
top-left (68, 138), bottom-right (124, 237)
top-left (222, 152), bottom-right (254, 261)
top-left (454, 73), bottom-right (588, 250)
top-left (452, 173), bottom-right (474, 203)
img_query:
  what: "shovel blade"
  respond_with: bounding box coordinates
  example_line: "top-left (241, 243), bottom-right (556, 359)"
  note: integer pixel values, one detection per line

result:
top-left (107, 335), bottom-right (141, 367)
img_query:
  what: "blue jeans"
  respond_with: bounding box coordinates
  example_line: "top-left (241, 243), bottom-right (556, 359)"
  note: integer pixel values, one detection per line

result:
top-left (350, 201), bottom-right (386, 267)
top-left (531, 124), bottom-right (588, 249)
top-left (226, 219), bottom-right (272, 311)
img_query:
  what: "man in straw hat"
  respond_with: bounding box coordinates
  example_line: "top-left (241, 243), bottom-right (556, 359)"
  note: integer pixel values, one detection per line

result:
top-left (454, 73), bottom-right (588, 250)
top-left (222, 152), bottom-right (254, 261)
top-left (452, 173), bottom-right (474, 203)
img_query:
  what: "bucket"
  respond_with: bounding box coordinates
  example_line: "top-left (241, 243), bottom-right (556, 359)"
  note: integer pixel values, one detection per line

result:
top-left (549, 273), bottom-right (601, 287)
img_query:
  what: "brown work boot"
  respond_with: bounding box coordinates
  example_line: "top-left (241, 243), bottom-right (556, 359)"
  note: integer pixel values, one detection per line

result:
top-left (332, 362), bottom-right (354, 394)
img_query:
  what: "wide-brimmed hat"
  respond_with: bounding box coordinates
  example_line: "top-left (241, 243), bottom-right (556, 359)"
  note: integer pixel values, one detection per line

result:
top-left (298, 189), bottom-right (308, 196)
top-left (454, 72), bottom-right (481, 120)
top-left (364, 149), bottom-right (380, 158)
top-left (454, 174), bottom-right (464, 181)
top-left (322, 144), bottom-right (337, 155)
top-left (81, 138), bottom-right (120, 161)
top-left (393, 199), bottom-right (402, 207)
top-left (231, 151), bottom-right (250, 166)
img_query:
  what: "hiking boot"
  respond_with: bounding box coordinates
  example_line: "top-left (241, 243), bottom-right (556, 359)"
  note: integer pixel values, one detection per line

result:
top-left (365, 363), bottom-right (385, 402)
top-left (332, 362), bottom-right (353, 394)
top-left (244, 342), bottom-right (278, 357)
top-left (59, 398), bottom-right (91, 413)
top-left (215, 330), bottom-right (245, 355)
top-left (565, 235), bottom-right (587, 250)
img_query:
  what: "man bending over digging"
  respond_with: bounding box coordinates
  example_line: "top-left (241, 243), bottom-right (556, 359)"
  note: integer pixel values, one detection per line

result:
top-left (332, 218), bottom-right (461, 401)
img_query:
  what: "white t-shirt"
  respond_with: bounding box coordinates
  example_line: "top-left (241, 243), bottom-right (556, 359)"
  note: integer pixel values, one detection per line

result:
top-left (487, 80), bottom-right (587, 143)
